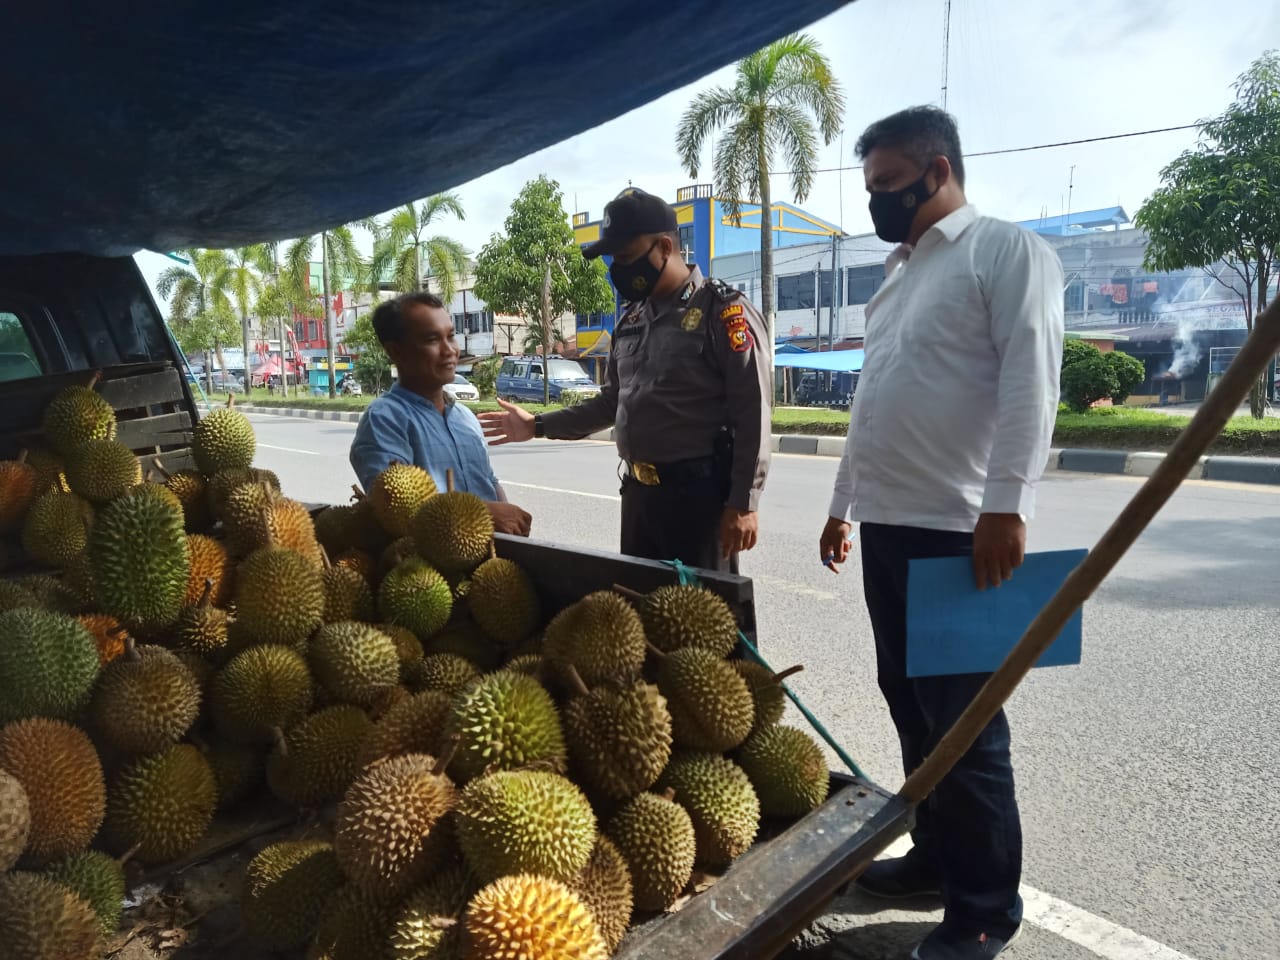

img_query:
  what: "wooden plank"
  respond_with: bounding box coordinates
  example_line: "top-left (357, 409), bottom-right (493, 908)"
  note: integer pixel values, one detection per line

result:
top-left (138, 448), bottom-right (196, 475)
top-left (115, 411), bottom-right (192, 447)
top-left (615, 778), bottom-right (911, 960)
top-left (97, 366), bottom-right (187, 411)
top-left (494, 534), bottom-right (758, 645)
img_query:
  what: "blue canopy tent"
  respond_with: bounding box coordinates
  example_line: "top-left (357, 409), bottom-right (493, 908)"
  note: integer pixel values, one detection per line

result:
top-left (0, 0), bottom-right (847, 256)
top-left (773, 349), bottom-right (865, 372)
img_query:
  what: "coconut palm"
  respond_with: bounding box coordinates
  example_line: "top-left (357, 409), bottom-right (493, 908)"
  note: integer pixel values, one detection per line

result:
top-left (213, 245), bottom-right (274, 389)
top-left (283, 227), bottom-right (366, 397)
top-left (368, 193), bottom-right (469, 300)
top-left (156, 248), bottom-right (238, 385)
top-left (676, 33), bottom-right (845, 353)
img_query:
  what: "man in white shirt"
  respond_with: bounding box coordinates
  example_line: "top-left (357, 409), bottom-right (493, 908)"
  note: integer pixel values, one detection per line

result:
top-left (820, 107), bottom-right (1063, 960)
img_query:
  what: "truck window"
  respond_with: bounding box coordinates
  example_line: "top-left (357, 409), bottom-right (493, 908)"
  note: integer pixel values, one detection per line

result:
top-left (499, 359), bottom-right (515, 376)
top-left (529, 364), bottom-right (543, 379)
top-left (513, 363), bottom-right (528, 378)
top-left (0, 311), bottom-right (42, 383)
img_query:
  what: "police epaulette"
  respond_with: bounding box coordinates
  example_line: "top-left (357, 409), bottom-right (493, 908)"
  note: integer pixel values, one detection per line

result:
top-left (708, 277), bottom-right (743, 302)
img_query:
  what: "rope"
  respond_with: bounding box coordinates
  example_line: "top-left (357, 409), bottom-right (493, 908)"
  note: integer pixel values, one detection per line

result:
top-left (663, 559), bottom-right (870, 782)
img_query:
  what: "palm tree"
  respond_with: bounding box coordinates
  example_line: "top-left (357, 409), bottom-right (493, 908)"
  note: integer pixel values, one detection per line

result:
top-left (369, 194), bottom-right (469, 300)
top-left (676, 33), bottom-right (845, 354)
top-left (284, 228), bottom-right (365, 398)
top-left (213, 245), bottom-right (274, 390)
top-left (156, 248), bottom-right (237, 386)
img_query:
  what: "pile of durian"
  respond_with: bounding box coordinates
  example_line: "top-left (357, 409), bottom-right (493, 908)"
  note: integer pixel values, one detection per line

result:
top-left (0, 383), bottom-right (829, 960)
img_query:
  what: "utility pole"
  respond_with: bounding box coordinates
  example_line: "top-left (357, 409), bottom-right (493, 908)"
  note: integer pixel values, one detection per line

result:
top-left (828, 233), bottom-right (839, 390)
top-left (940, 0), bottom-right (952, 109)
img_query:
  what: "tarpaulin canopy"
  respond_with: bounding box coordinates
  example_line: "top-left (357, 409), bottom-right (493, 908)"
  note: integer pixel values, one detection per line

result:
top-left (773, 349), bottom-right (865, 372)
top-left (0, 1), bottom-right (847, 257)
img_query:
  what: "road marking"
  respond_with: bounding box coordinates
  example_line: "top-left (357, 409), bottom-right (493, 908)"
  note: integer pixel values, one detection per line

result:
top-left (257, 442), bottom-right (325, 457)
top-left (876, 835), bottom-right (1200, 959)
top-left (502, 481), bottom-right (620, 502)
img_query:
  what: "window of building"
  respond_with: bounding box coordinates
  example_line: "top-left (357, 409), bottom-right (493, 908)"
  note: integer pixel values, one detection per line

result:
top-left (776, 273), bottom-right (815, 311)
top-left (678, 225), bottom-right (696, 262)
top-left (0, 310), bottom-right (42, 382)
top-left (847, 264), bottom-right (885, 305)
top-left (1064, 279), bottom-right (1085, 314)
top-left (818, 269), bottom-right (842, 309)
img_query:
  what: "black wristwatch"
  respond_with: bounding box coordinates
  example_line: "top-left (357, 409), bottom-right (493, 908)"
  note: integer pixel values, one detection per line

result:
top-left (533, 414), bottom-right (545, 438)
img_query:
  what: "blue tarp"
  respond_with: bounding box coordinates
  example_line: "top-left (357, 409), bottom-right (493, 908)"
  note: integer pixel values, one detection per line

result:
top-left (773, 349), bottom-right (865, 372)
top-left (0, 1), bottom-right (847, 257)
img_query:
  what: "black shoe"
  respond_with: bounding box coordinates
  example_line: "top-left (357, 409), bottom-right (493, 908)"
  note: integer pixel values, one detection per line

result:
top-left (911, 923), bottom-right (1023, 958)
top-left (854, 855), bottom-right (942, 900)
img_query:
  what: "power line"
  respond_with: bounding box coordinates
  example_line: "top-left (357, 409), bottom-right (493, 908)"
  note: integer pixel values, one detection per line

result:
top-left (772, 123), bottom-right (1201, 177)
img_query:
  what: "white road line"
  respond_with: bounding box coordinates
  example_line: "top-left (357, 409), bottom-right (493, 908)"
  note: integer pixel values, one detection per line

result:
top-left (501, 481), bottom-right (620, 502)
top-left (877, 835), bottom-right (1200, 959)
top-left (257, 442), bottom-right (325, 456)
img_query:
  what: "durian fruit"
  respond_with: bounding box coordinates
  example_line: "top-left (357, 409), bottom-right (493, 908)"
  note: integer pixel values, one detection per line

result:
top-left (173, 580), bottom-right (232, 659)
top-left (734, 661), bottom-right (804, 733)
top-left (504, 652), bottom-right (546, 678)
top-left (220, 481), bottom-right (276, 552)
top-left (156, 463), bottom-right (210, 532)
top-left (42, 850), bottom-right (126, 936)
top-left (21, 489), bottom-right (93, 567)
top-left (226, 487), bottom-right (324, 564)
top-left (381, 624), bottom-right (425, 673)
top-left (89, 642), bottom-right (202, 755)
top-left (634, 583), bottom-right (740, 656)
top-left (266, 705), bottom-right (373, 806)
top-left (0, 579), bottom-right (40, 613)
top-left (191, 399), bottom-right (256, 475)
top-left (544, 591), bottom-right (647, 687)
top-left (42, 380), bottom-right (117, 454)
top-left (378, 558), bottom-right (452, 640)
top-left (0, 454), bottom-right (38, 534)
top-left (234, 546), bottom-right (325, 646)
top-left (388, 866), bottom-right (472, 960)
top-left (184, 533), bottom-right (234, 606)
top-left (243, 840), bottom-right (345, 952)
top-left (334, 548), bottom-right (376, 584)
top-left (60, 552), bottom-right (98, 611)
top-left (308, 622), bottom-right (400, 707)
top-left (202, 739), bottom-right (264, 809)
top-left (467, 556), bottom-right (541, 646)
top-left (654, 647), bottom-right (754, 753)
top-left (378, 536), bottom-right (419, 583)
top-left (333, 752), bottom-right (458, 900)
top-left (316, 497), bottom-right (389, 557)
top-left (657, 752), bottom-right (760, 867)
top-left (736, 724), bottom-right (829, 817)
top-left (322, 562), bottom-right (376, 623)
top-left (89, 484), bottom-right (190, 631)
top-left (103, 743), bottom-right (217, 864)
top-left (411, 487), bottom-right (494, 576)
top-left (63, 439), bottom-right (142, 504)
top-left (357, 690), bottom-right (452, 769)
top-left (0, 718), bottom-right (105, 866)
top-left (412, 653), bottom-right (480, 696)
top-left (563, 671), bottom-right (673, 799)
top-left (76, 613), bottom-right (130, 665)
top-left (369, 463), bottom-right (437, 537)
top-left (307, 885), bottom-right (397, 960)
top-left (606, 789), bottom-right (697, 912)
top-left (23, 445), bottom-right (71, 494)
top-left (570, 835), bottom-right (634, 953)
top-left (211, 645), bottom-right (314, 743)
top-left (456, 769), bottom-right (596, 884)
top-left (0, 871), bottom-right (102, 960)
top-left (447, 671), bottom-right (566, 783)
top-left (17, 572), bottom-right (83, 614)
top-left (206, 466), bottom-right (281, 521)
top-left (0, 608), bottom-right (100, 724)
top-left (425, 618), bottom-right (501, 671)
top-left (0, 768), bottom-right (31, 871)
top-left (464, 874), bottom-right (608, 960)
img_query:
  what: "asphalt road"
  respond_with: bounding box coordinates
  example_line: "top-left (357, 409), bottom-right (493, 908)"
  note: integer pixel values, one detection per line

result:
top-left (246, 410), bottom-right (1279, 960)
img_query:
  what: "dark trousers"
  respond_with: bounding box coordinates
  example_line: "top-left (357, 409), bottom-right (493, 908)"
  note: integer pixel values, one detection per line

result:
top-left (619, 474), bottom-right (736, 574)
top-left (860, 522), bottom-right (1023, 938)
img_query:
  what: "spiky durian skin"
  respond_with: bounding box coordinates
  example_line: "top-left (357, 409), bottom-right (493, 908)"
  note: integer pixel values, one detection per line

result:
top-left (656, 647), bottom-right (754, 753)
top-left (184, 533), bottom-right (234, 605)
top-left (63, 439), bottom-right (142, 504)
top-left (0, 871), bottom-right (103, 960)
top-left (233, 546), bottom-right (325, 646)
top-left (0, 609), bottom-right (100, 725)
top-left (463, 874), bottom-right (609, 960)
top-left (377, 558), bottom-right (453, 640)
top-left (210, 645), bottom-right (314, 744)
top-left (266, 705), bottom-right (374, 807)
top-left (89, 484), bottom-right (190, 631)
top-left (564, 682), bottom-right (673, 799)
top-left (89, 644), bottom-right (202, 755)
top-left (656, 752), bottom-right (760, 868)
top-left (21, 489), bottom-right (93, 567)
top-left (446, 671), bottom-right (566, 784)
top-left (307, 622), bottom-right (400, 707)
top-left (41, 850), bottom-right (126, 937)
top-left (306, 885), bottom-right (396, 960)
top-left (411, 490), bottom-right (494, 576)
top-left (0, 768), bottom-right (31, 872)
top-left (243, 840), bottom-right (345, 952)
top-left (357, 690), bottom-right (452, 769)
top-left (639, 584), bottom-right (740, 656)
top-left (606, 791), bottom-right (697, 912)
top-left (570, 835), bottom-right (634, 952)
top-left (103, 743), bottom-right (217, 864)
top-left (466, 557), bottom-right (541, 646)
top-left (387, 863), bottom-right (473, 960)
top-left (370, 463), bottom-right (437, 537)
top-left (42, 383), bottom-right (117, 454)
top-left (736, 724), bottom-right (830, 817)
top-left (544, 591), bottom-right (646, 687)
top-left (191, 406), bottom-right (256, 475)
top-left (0, 459), bottom-right (39, 534)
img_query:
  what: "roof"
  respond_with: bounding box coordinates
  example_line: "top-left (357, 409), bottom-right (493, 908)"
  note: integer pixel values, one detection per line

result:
top-left (1018, 206), bottom-right (1130, 237)
top-left (0, 1), bottom-right (846, 257)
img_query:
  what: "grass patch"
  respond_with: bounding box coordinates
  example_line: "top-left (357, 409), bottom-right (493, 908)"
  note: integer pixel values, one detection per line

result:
top-left (1053, 407), bottom-right (1280, 456)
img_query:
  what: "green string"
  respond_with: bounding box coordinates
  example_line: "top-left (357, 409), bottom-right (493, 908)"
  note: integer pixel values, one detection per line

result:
top-left (663, 559), bottom-right (869, 782)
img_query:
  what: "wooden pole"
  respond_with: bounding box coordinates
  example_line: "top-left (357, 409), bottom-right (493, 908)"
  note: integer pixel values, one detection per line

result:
top-left (900, 295), bottom-right (1280, 805)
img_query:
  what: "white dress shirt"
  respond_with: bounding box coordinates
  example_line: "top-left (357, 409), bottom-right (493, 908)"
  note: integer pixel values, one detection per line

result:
top-left (829, 204), bottom-right (1064, 533)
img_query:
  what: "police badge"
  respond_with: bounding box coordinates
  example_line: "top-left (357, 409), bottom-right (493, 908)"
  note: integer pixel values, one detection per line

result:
top-left (681, 307), bottom-right (703, 332)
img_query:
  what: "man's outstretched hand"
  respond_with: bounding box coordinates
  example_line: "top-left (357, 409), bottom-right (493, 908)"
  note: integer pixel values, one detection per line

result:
top-left (720, 507), bottom-right (758, 559)
top-left (487, 501), bottom-right (532, 537)
top-left (478, 399), bottom-right (536, 446)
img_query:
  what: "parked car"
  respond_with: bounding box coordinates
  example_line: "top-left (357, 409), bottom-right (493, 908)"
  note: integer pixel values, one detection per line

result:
top-left (496, 355), bottom-right (600, 403)
top-left (444, 373), bottom-right (479, 402)
top-left (191, 371), bottom-right (244, 394)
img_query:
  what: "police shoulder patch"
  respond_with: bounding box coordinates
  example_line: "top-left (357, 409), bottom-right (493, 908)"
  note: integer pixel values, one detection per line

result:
top-left (681, 307), bottom-right (703, 332)
top-left (719, 303), bottom-right (745, 321)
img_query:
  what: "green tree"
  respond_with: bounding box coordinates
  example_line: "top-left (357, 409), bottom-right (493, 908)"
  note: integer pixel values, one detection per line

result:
top-left (284, 227), bottom-right (366, 398)
top-left (1135, 50), bottom-right (1280, 418)
top-left (676, 33), bottom-right (845, 355)
top-left (473, 176), bottom-right (614, 404)
top-left (1105, 350), bottom-right (1146, 404)
top-left (368, 194), bottom-right (470, 299)
top-left (343, 313), bottom-right (393, 395)
top-left (213, 245), bottom-right (273, 386)
top-left (1061, 354), bottom-right (1120, 413)
top-left (1061, 337), bottom-right (1100, 371)
top-left (156, 249), bottom-right (239, 386)
top-left (469, 354), bottom-right (502, 399)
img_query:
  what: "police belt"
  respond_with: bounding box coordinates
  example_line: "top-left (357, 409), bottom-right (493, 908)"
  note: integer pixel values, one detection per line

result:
top-left (624, 454), bottom-right (719, 487)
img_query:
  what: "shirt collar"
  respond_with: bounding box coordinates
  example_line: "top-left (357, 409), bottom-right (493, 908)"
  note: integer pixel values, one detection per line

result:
top-left (389, 381), bottom-right (454, 411)
top-left (927, 203), bottom-right (979, 243)
top-left (645, 265), bottom-right (703, 317)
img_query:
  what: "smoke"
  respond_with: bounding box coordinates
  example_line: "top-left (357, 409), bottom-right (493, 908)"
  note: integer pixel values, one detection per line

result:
top-left (1167, 316), bottom-right (1203, 379)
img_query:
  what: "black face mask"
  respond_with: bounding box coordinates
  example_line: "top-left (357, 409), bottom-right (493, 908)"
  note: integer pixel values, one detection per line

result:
top-left (610, 240), bottom-right (667, 301)
top-left (868, 173), bottom-right (938, 244)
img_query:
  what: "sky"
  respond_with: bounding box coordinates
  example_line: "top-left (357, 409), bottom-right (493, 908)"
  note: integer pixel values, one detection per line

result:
top-left (134, 0), bottom-right (1280, 302)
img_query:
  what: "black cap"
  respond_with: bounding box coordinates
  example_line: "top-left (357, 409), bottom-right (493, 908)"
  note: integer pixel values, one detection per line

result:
top-left (582, 187), bottom-right (679, 260)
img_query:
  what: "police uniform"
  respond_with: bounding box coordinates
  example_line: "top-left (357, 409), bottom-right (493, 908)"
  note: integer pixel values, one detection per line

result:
top-left (537, 188), bottom-right (772, 572)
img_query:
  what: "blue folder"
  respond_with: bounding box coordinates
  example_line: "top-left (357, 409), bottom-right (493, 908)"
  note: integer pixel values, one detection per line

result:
top-left (906, 549), bottom-right (1086, 678)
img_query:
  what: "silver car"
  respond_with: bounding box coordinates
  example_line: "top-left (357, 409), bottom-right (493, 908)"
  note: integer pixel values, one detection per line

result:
top-left (444, 373), bottom-right (479, 402)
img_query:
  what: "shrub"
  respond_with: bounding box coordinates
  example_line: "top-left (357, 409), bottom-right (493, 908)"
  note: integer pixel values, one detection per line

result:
top-left (1105, 350), bottom-right (1146, 404)
top-left (1061, 338), bottom-right (1100, 371)
top-left (1060, 354), bottom-right (1120, 413)
top-left (469, 354), bottom-right (502, 399)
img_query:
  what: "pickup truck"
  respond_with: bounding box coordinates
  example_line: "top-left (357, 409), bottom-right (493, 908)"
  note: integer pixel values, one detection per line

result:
top-left (0, 252), bottom-right (907, 958)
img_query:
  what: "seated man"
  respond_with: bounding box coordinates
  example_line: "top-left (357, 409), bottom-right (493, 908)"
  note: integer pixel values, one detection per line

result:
top-left (349, 292), bottom-right (532, 536)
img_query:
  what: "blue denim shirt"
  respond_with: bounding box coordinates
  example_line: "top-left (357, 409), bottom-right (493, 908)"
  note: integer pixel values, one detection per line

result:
top-left (349, 383), bottom-right (500, 500)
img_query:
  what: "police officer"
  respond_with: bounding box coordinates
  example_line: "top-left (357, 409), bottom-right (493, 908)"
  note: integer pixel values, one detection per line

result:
top-left (478, 186), bottom-right (772, 573)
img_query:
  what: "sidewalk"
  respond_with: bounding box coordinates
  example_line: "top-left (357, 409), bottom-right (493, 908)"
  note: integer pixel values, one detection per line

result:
top-left (237, 405), bottom-right (1280, 488)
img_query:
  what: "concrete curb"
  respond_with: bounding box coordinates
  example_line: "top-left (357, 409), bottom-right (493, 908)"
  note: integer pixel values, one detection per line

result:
top-left (238, 405), bottom-right (1280, 488)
